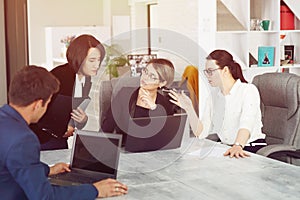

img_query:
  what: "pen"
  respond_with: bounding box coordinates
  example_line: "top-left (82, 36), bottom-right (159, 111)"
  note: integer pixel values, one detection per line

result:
top-left (42, 128), bottom-right (59, 138)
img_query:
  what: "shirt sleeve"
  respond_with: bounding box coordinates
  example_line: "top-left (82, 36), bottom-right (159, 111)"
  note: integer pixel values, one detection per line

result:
top-left (6, 135), bottom-right (98, 200)
top-left (238, 84), bottom-right (261, 134)
top-left (198, 93), bottom-right (213, 139)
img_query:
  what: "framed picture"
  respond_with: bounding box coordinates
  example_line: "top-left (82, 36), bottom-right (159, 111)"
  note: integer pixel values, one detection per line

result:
top-left (258, 46), bottom-right (275, 67)
top-left (284, 45), bottom-right (294, 64)
top-left (127, 54), bottom-right (157, 76)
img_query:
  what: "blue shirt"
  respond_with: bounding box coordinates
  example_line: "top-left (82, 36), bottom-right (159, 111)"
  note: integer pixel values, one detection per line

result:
top-left (0, 104), bottom-right (98, 200)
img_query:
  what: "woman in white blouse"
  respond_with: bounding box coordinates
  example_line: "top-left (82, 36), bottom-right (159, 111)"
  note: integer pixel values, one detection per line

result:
top-left (169, 49), bottom-right (266, 158)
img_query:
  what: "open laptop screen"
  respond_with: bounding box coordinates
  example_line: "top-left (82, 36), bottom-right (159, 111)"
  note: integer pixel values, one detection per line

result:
top-left (71, 132), bottom-right (121, 176)
top-left (124, 114), bottom-right (187, 153)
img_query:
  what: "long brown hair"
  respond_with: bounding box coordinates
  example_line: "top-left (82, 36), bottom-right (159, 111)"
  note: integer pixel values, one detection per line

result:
top-left (206, 50), bottom-right (248, 83)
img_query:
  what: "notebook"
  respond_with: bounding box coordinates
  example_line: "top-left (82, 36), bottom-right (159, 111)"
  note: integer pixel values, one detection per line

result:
top-left (124, 113), bottom-right (187, 153)
top-left (49, 130), bottom-right (122, 186)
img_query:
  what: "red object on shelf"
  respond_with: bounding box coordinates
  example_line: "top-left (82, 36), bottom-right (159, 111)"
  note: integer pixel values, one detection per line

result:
top-left (280, 5), bottom-right (295, 30)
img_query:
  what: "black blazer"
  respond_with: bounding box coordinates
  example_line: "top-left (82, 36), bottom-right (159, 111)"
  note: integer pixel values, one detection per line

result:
top-left (30, 63), bottom-right (92, 143)
top-left (101, 87), bottom-right (177, 143)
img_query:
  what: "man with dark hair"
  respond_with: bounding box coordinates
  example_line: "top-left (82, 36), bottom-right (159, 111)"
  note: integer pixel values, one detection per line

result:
top-left (0, 66), bottom-right (127, 199)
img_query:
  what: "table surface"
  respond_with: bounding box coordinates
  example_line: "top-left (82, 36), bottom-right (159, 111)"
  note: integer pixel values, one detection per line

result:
top-left (41, 137), bottom-right (300, 200)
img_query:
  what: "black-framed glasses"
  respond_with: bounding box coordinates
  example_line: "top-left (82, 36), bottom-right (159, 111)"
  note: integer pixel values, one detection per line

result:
top-left (142, 67), bottom-right (160, 81)
top-left (203, 68), bottom-right (222, 76)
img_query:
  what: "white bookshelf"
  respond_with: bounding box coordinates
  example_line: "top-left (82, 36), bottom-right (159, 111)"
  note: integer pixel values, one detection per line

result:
top-left (210, 0), bottom-right (300, 75)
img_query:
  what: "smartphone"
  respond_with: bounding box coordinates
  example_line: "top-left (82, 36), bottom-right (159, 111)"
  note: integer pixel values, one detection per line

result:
top-left (77, 98), bottom-right (91, 111)
top-left (162, 88), bottom-right (177, 93)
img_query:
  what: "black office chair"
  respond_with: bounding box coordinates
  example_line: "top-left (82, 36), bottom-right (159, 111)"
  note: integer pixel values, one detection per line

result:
top-left (252, 72), bottom-right (300, 165)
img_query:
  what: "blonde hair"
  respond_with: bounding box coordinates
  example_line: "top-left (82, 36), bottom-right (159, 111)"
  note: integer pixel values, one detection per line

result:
top-left (148, 58), bottom-right (175, 87)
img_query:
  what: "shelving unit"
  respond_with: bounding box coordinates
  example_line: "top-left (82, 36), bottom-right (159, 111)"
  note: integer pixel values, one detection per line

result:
top-left (214, 0), bottom-right (300, 73)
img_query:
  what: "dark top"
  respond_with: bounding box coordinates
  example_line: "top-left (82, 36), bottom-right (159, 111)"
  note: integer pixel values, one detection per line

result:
top-left (0, 104), bottom-right (97, 200)
top-left (101, 87), bottom-right (177, 142)
top-left (30, 63), bottom-right (92, 144)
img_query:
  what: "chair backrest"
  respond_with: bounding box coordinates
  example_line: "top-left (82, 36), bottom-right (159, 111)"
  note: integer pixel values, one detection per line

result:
top-left (252, 72), bottom-right (300, 149)
top-left (98, 75), bottom-right (140, 128)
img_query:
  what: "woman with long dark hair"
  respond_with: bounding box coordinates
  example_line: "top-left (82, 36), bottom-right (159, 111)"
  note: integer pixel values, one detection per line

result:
top-left (169, 49), bottom-right (266, 158)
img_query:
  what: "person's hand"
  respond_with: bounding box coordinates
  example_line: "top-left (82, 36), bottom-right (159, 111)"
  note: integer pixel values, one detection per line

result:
top-left (63, 125), bottom-right (74, 138)
top-left (49, 163), bottom-right (70, 176)
top-left (139, 88), bottom-right (156, 109)
top-left (71, 107), bottom-right (88, 124)
top-left (168, 90), bottom-right (193, 111)
top-left (223, 145), bottom-right (250, 158)
top-left (93, 178), bottom-right (128, 198)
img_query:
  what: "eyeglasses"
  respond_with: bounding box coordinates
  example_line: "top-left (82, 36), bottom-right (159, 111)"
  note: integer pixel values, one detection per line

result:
top-left (203, 68), bottom-right (221, 76)
top-left (142, 67), bottom-right (160, 81)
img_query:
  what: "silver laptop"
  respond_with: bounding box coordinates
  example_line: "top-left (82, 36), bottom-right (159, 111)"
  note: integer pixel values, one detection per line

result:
top-left (49, 130), bottom-right (122, 186)
top-left (124, 113), bottom-right (187, 153)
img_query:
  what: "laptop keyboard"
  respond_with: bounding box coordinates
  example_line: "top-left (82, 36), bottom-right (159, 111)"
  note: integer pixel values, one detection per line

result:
top-left (50, 171), bottom-right (98, 184)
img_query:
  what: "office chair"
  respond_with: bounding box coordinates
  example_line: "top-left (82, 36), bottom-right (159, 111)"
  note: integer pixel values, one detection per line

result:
top-left (252, 72), bottom-right (300, 165)
top-left (98, 75), bottom-right (140, 129)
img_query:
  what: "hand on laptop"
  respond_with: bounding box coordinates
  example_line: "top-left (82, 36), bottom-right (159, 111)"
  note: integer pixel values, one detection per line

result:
top-left (71, 107), bottom-right (88, 124)
top-left (93, 178), bottom-right (128, 198)
top-left (48, 162), bottom-right (71, 176)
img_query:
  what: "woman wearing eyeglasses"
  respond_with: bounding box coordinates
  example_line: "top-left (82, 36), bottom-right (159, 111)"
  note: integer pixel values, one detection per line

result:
top-left (169, 49), bottom-right (266, 158)
top-left (101, 58), bottom-right (176, 142)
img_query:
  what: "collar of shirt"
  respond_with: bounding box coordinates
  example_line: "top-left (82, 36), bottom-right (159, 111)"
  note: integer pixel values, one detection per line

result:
top-left (217, 79), bottom-right (242, 97)
top-left (74, 74), bottom-right (85, 97)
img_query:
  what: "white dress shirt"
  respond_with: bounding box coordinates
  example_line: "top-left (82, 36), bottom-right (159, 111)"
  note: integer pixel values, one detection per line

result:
top-left (200, 79), bottom-right (265, 145)
top-left (74, 74), bottom-right (85, 98)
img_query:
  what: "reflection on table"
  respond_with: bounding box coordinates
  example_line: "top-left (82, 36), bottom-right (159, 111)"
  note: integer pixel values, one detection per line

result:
top-left (41, 138), bottom-right (300, 200)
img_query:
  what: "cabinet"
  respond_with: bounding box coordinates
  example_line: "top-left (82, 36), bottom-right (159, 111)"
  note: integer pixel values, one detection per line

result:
top-left (45, 26), bottom-right (111, 71)
top-left (214, 0), bottom-right (300, 73)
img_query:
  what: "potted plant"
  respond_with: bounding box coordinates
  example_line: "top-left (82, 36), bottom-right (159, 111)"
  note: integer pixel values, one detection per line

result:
top-left (103, 44), bottom-right (129, 79)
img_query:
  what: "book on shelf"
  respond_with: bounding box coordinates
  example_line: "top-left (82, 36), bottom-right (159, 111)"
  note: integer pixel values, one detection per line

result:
top-left (258, 46), bottom-right (275, 67)
top-left (284, 45), bottom-right (294, 65)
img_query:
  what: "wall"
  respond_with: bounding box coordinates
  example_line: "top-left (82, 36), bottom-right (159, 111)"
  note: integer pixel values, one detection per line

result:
top-left (152, 0), bottom-right (201, 75)
top-left (28, 0), bottom-right (104, 66)
top-left (0, 0), bottom-right (7, 105)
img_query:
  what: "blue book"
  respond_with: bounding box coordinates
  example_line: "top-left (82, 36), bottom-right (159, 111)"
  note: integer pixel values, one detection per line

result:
top-left (258, 46), bottom-right (275, 67)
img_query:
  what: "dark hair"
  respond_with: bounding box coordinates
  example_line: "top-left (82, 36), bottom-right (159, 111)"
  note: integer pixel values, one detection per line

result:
top-left (206, 49), bottom-right (248, 83)
top-left (147, 58), bottom-right (175, 87)
top-left (66, 34), bottom-right (105, 73)
top-left (8, 66), bottom-right (60, 107)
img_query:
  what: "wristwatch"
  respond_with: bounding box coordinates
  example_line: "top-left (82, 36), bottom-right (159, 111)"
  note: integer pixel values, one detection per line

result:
top-left (233, 142), bottom-right (244, 149)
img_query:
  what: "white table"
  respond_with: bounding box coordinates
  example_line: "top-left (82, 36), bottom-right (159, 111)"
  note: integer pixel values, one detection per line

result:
top-left (41, 138), bottom-right (300, 200)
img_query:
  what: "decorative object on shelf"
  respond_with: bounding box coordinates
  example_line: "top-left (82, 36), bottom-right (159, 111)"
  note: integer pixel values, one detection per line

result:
top-left (249, 53), bottom-right (258, 67)
top-left (250, 18), bottom-right (263, 31)
top-left (60, 35), bottom-right (76, 48)
top-left (283, 45), bottom-right (294, 65)
top-left (280, 1), bottom-right (295, 30)
top-left (127, 54), bottom-right (157, 77)
top-left (261, 19), bottom-right (271, 31)
top-left (258, 46), bottom-right (275, 67)
top-left (103, 44), bottom-right (129, 79)
top-left (60, 35), bottom-right (76, 59)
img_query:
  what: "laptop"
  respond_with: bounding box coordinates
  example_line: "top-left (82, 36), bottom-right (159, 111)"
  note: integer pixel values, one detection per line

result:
top-left (124, 113), bottom-right (187, 153)
top-left (49, 130), bottom-right (122, 186)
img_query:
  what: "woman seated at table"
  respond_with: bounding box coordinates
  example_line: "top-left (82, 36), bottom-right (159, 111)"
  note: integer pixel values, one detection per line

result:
top-left (169, 49), bottom-right (266, 158)
top-left (101, 58), bottom-right (177, 141)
